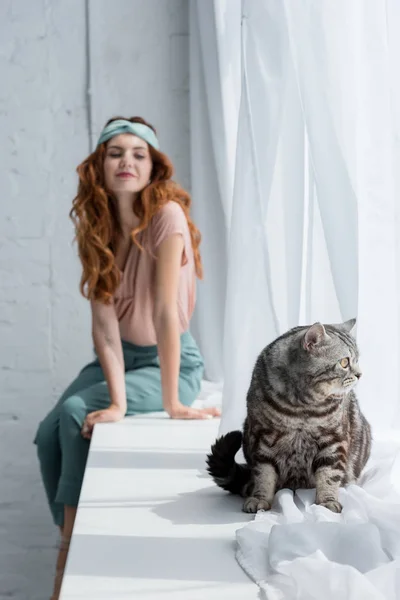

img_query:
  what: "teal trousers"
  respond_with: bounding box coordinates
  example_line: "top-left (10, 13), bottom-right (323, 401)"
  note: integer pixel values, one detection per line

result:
top-left (34, 332), bottom-right (204, 527)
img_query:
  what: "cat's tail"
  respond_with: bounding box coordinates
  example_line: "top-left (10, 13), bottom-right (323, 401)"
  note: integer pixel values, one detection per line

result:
top-left (206, 430), bottom-right (250, 495)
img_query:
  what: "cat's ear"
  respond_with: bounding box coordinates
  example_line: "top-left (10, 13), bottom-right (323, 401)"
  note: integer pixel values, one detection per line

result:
top-left (332, 318), bottom-right (357, 335)
top-left (303, 323), bottom-right (328, 351)
top-left (341, 318), bottom-right (356, 334)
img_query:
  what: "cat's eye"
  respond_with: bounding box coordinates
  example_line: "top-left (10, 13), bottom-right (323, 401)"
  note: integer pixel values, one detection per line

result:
top-left (340, 358), bottom-right (350, 368)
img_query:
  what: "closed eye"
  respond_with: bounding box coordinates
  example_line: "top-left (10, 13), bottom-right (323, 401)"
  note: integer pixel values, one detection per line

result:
top-left (108, 153), bottom-right (146, 159)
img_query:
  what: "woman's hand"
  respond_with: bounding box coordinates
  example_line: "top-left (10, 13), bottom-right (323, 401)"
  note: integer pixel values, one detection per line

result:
top-left (81, 405), bottom-right (125, 439)
top-left (166, 404), bottom-right (221, 420)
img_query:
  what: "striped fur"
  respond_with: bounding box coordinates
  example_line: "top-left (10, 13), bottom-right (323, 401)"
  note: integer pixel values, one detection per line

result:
top-left (207, 319), bottom-right (372, 513)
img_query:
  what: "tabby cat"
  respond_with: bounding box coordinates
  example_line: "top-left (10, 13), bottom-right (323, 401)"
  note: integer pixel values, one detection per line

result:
top-left (207, 319), bottom-right (371, 513)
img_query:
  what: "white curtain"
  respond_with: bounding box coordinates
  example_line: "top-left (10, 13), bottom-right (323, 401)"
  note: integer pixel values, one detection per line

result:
top-left (214, 0), bottom-right (400, 436)
top-left (191, 3), bottom-right (400, 596)
top-left (189, 0), bottom-right (241, 382)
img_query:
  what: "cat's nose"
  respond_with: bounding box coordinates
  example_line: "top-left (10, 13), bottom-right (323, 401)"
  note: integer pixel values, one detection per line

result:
top-left (354, 370), bottom-right (362, 379)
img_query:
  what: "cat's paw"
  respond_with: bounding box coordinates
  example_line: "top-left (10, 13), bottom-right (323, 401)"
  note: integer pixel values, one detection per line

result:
top-left (243, 497), bottom-right (271, 513)
top-left (317, 499), bottom-right (342, 513)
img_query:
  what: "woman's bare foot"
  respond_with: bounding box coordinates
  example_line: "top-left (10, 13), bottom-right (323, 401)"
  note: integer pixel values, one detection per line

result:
top-left (50, 536), bottom-right (70, 600)
top-left (51, 506), bottom-right (76, 599)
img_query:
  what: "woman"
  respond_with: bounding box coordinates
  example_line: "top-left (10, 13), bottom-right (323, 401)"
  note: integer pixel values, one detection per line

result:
top-left (34, 116), bottom-right (221, 599)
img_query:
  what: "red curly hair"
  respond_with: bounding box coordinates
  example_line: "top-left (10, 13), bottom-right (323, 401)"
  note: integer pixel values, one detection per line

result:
top-left (70, 116), bottom-right (203, 304)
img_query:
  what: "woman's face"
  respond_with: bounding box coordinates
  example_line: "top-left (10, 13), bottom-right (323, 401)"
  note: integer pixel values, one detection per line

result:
top-left (103, 133), bottom-right (153, 195)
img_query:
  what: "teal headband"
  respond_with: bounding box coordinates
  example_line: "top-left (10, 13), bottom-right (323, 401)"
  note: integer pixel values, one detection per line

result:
top-left (96, 119), bottom-right (160, 150)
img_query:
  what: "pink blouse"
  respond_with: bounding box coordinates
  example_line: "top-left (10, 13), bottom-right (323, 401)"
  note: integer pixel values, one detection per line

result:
top-left (114, 201), bottom-right (196, 346)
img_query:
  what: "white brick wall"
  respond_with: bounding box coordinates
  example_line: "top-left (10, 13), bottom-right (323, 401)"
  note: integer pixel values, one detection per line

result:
top-left (0, 1), bottom-right (189, 597)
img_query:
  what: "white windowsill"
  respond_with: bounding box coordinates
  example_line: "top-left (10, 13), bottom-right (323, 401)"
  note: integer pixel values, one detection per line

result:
top-left (60, 411), bottom-right (258, 599)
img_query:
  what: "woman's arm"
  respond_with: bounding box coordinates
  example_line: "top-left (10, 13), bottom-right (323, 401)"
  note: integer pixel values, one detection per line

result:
top-left (153, 234), bottom-right (183, 414)
top-left (81, 300), bottom-right (126, 438)
top-left (154, 234), bottom-right (219, 419)
top-left (91, 299), bottom-right (126, 413)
